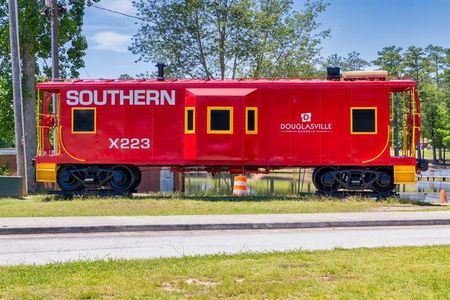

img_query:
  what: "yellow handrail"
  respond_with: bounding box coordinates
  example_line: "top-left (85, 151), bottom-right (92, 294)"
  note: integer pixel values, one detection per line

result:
top-left (402, 91), bottom-right (407, 155)
top-left (36, 90), bottom-right (41, 155)
top-left (390, 93), bottom-right (394, 152)
top-left (411, 88), bottom-right (416, 157)
top-left (36, 90), bottom-right (62, 156)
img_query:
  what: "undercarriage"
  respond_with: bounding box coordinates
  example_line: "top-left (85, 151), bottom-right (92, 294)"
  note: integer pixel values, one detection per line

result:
top-left (56, 164), bottom-right (398, 195)
top-left (56, 165), bottom-right (141, 192)
top-left (312, 166), bottom-right (396, 194)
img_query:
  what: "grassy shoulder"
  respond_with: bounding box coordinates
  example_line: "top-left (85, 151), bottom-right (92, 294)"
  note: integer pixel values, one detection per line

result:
top-left (0, 195), bottom-right (446, 217)
top-left (1, 246), bottom-right (449, 299)
top-left (423, 148), bottom-right (450, 160)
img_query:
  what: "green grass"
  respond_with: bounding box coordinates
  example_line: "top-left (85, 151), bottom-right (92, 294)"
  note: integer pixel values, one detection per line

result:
top-left (0, 246), bottom-right (449, 299)
top-left (423, 148), bottom-right (450, 161)
top-left (0, 195), bottom-right (446, 217)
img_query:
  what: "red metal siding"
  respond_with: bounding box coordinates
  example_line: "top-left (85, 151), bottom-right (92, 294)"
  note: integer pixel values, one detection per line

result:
top-left (36, 80), bottom-right (417, 169)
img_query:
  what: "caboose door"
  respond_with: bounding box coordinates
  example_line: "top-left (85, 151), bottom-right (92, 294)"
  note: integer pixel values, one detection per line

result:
top-left (183, 88), bottom-right (257, 163)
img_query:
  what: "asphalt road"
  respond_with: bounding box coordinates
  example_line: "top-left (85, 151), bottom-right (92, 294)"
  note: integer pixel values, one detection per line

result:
top-left (1, 225), bottom-right (449, 266)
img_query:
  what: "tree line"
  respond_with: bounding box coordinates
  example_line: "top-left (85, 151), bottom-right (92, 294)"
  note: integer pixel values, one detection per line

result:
top-left (0, 0), bottom-right (448, 187)
top-left (371, 45), bottom-right (449, 163)
top-left (129, 0), bottom-right (448, 163)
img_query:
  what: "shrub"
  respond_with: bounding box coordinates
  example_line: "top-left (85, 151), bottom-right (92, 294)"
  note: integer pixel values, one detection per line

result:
top-left (0, 165), bottom-right (10, 176)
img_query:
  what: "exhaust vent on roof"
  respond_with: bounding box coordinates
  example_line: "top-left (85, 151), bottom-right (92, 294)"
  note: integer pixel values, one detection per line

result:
top-left (326, 67), bottom-right (341, 81)
top-left (156, 62), bottom-right (166, 81)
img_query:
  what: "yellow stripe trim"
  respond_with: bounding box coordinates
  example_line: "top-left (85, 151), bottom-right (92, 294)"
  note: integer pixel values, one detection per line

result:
top-left (362, 125), bottom-right (390, 164)
top-left (59, 126), bottom-right (86, 162)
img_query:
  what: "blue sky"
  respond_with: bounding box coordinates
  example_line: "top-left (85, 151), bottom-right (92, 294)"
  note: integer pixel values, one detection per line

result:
top-left (82, 0), bottom-right (450, 79)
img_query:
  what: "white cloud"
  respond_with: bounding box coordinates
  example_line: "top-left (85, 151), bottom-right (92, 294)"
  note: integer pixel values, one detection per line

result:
top-left (100, 0), bottom-right (136, 15)
top-left (91, 31), bottom-right (131, 53)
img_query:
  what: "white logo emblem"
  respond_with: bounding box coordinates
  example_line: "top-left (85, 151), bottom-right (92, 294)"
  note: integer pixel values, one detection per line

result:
top-left (300, 113), bottom-right (312, 122)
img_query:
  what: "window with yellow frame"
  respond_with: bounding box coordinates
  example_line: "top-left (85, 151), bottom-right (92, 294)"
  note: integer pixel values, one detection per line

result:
top-left (185, 107), bottom-right (195, 134)
top-left (72, 107), bottom-right (96, 134)
top-left (245, 107), bottom-right (258, 134)
top-left (207, 106), bottom-right (233, 134)
top-left (350, 107), bottom-right (377, 134)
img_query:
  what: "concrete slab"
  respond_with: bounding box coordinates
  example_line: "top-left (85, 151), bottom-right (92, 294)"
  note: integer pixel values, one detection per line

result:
top-left (0, 211), bottom-right (449, 235)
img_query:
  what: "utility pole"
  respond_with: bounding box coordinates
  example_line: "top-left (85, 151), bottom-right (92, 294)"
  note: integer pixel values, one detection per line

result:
top-left (45, 0), bottom-right (59, 153)
top-left (8, 0), bottom-right (28, 196)
top-left (49, 0), bottom-right (59, 78)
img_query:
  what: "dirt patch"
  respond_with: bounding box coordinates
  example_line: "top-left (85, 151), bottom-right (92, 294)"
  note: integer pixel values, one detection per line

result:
top-left (185, 278), bottom-right (218, 287)
top-left (161, 282), bottom-right (181, 292)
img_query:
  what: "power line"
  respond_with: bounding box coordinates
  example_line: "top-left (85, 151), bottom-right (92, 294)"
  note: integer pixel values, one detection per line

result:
top-left (90, 4), bottom-right (144, 21)
top-left (82, 67), bottom-right (91, 79)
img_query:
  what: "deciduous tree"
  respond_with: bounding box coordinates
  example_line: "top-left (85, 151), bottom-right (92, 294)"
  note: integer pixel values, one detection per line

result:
top-left (0, 0), bottom-right (97, 190)
top-left (130, 0), bottom-right (330, 79)
top-left (0, 76), bottom-right (13, 147)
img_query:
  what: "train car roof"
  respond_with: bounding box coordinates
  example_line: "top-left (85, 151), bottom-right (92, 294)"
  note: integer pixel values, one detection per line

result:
top-left (37, 78), bottom-right (417, 91)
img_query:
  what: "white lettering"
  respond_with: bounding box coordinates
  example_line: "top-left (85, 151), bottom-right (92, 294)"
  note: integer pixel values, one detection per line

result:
top-left (93, 90), bottom-right (107, 105)
top-left (134, 90), bottom-right (146, 105)
top-left (65, 89), bottom-right (176, 106)
top-left (108, 138), bottom-right (151, 150)
top-left (79, 90), bottom-right (93, 105)
top-left (280, 122), bottom-right (333, 132)
top-left (161, 90), bottom-right (175, 105)
top-left (120, 90), bottom-right (133, 105)
top-left (109, 90), bottom-right (120, 105)
top-left (146, 90), bottom-right (159, 105)
top-left (109, 138), bottom-right (119, 149)
top-left (141, 138), bottom-right (150, 149)
top-left (66, 90), bottom-right (79, 105)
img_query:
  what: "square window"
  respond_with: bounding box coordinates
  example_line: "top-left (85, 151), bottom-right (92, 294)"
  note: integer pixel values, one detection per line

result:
top-left (351, 108), bottom-right (376, 134)
top-left (211, 110), bottom-right (230, 130)
top-left (72, 108), bottom-right (96, 133)
top-left (207, 107), bottom-right (233, 134)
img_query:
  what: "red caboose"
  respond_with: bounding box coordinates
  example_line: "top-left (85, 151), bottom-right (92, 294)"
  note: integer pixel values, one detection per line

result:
top-left (35, 70), bottom-right (426, 194)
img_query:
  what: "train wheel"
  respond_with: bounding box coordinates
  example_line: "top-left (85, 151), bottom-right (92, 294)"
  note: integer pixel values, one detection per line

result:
top-left (313, 167), bottom-right (341, 193)
top-left (371, 167), bottom-right (395, 193)
top-left (57, 165), bottom-right (83, 191)
top-left (108, 165), bottom-right (135, 192)
top-left (129, 166), bottom-right (142, 191)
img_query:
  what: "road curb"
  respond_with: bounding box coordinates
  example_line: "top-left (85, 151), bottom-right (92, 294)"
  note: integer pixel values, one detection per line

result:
top-left (1, 218), bottom-right (449, 235)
